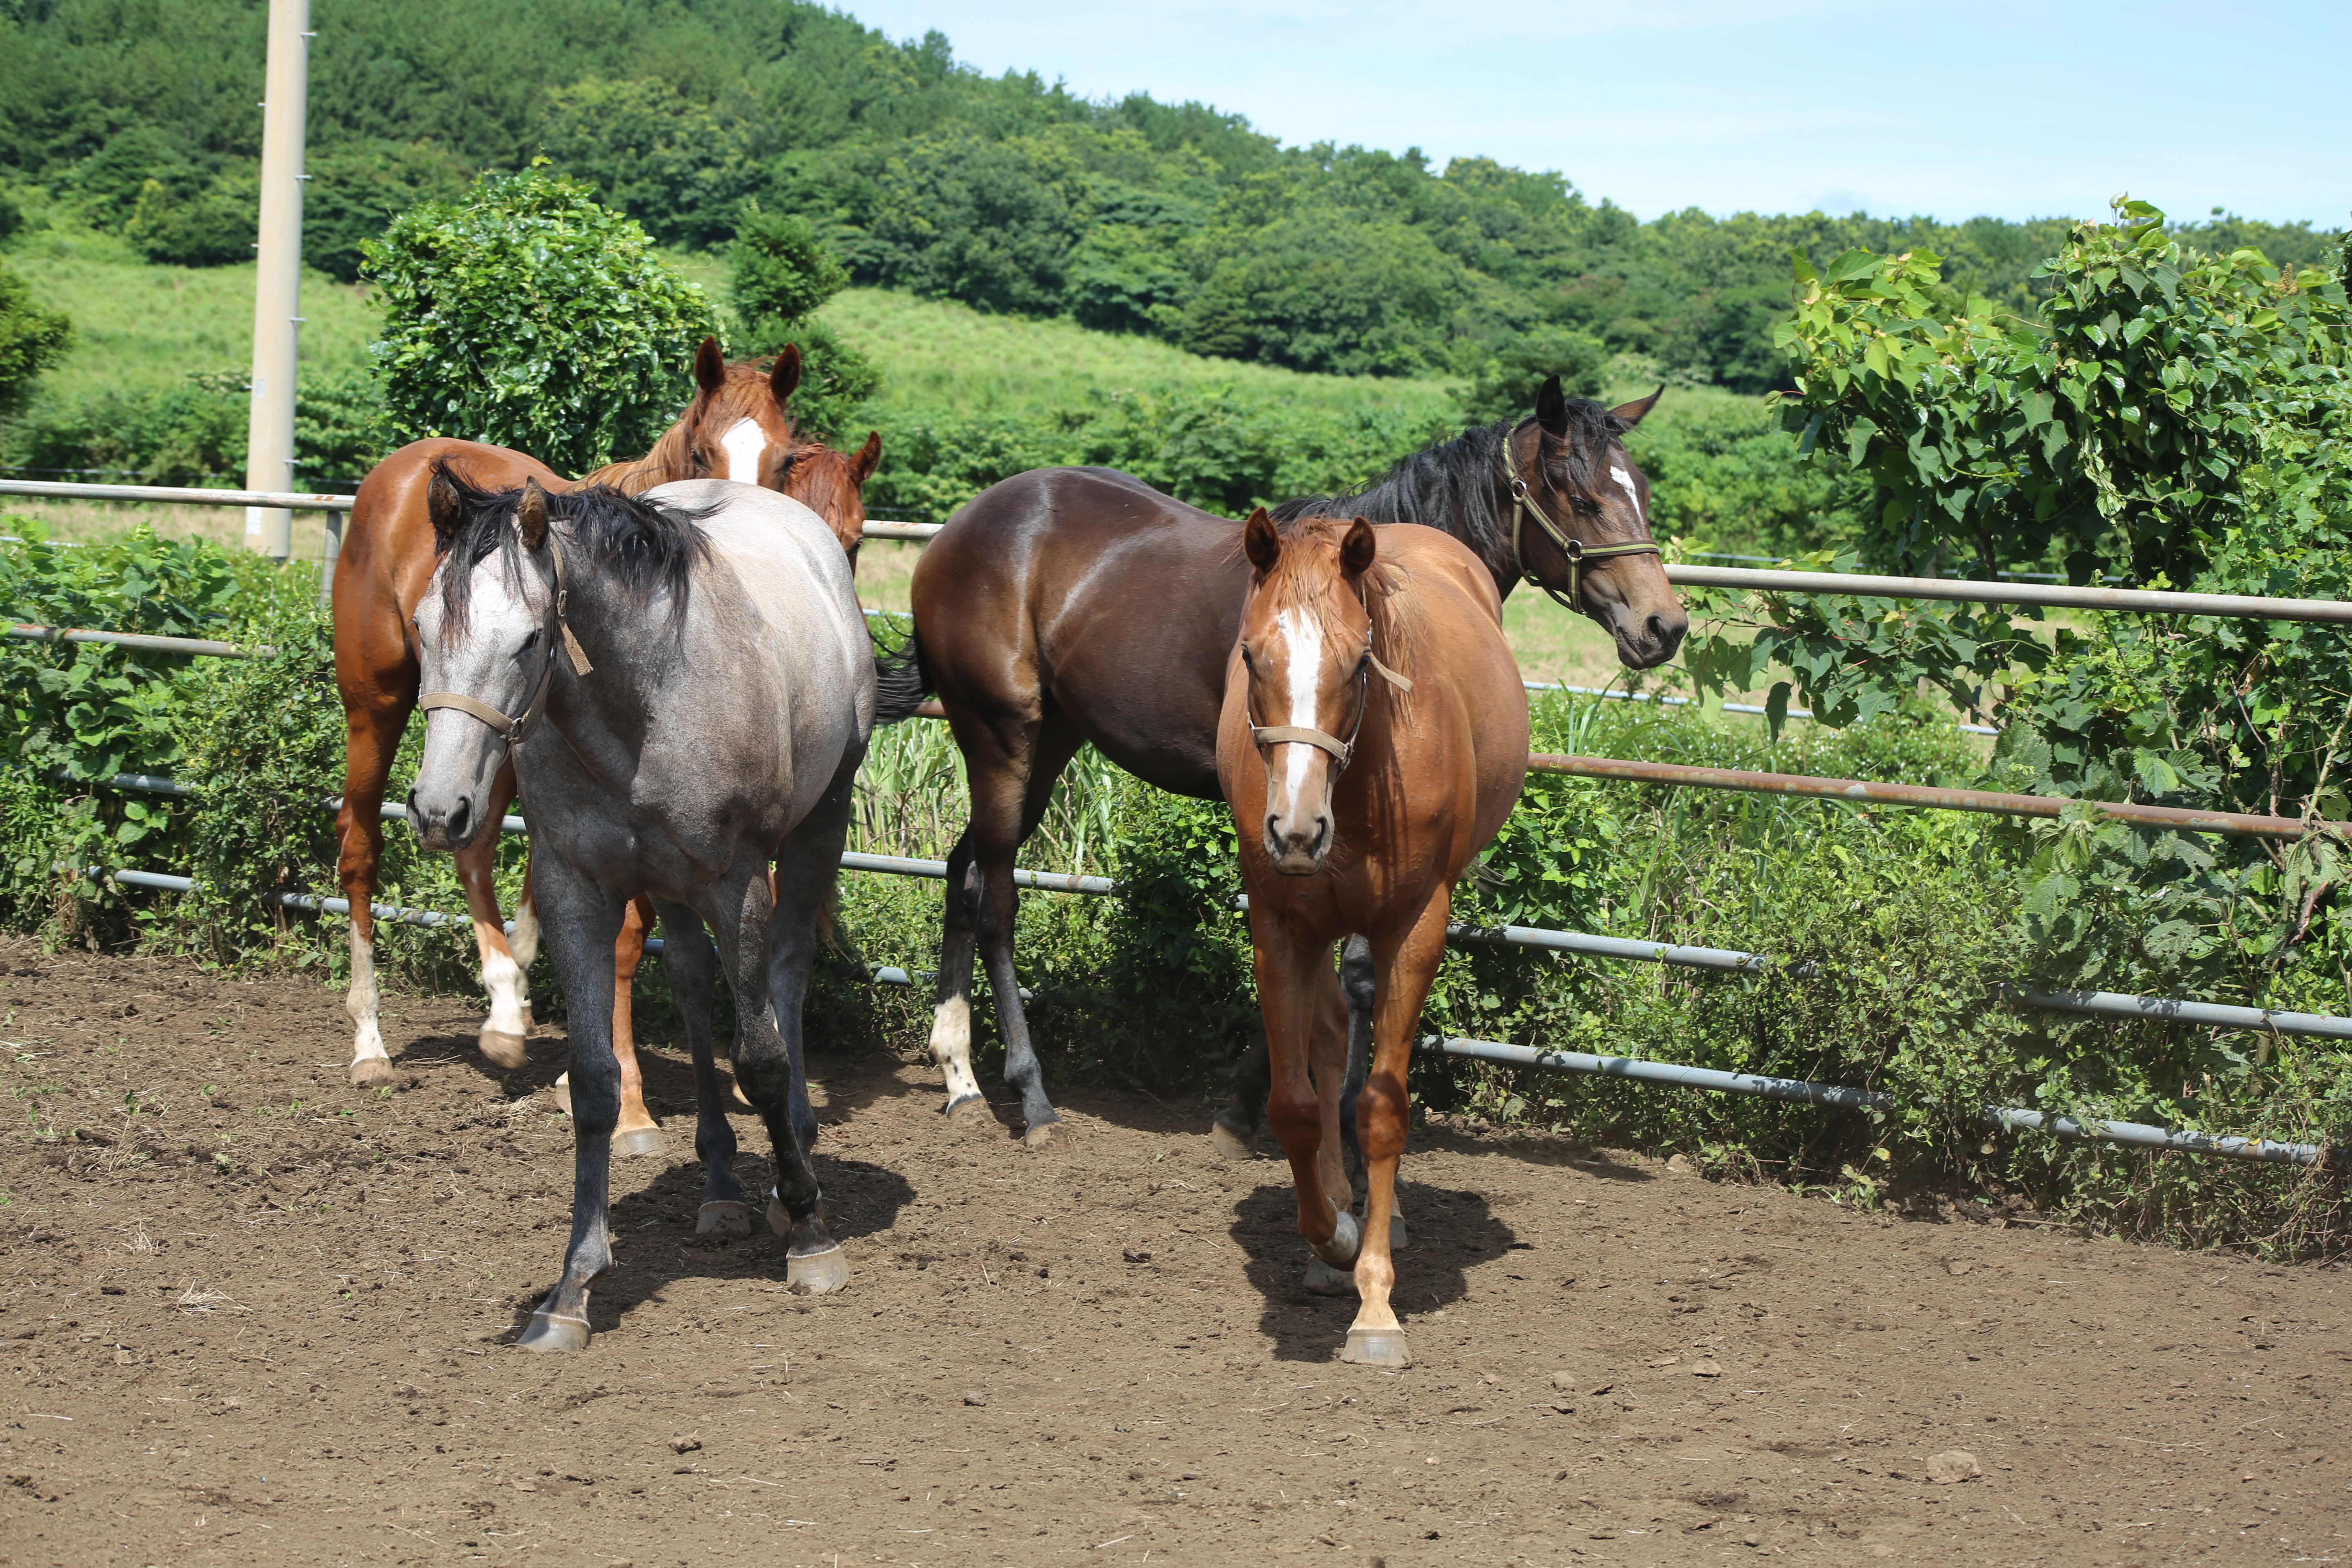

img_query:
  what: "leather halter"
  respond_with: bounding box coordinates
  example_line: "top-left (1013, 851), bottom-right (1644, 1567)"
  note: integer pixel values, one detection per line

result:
top-left (419, 533), bottom-right (594, 755)
top-left (1500, 430), bottom-right (1662, 613)
top-left (1248, 589), bottom-right (1414, 775)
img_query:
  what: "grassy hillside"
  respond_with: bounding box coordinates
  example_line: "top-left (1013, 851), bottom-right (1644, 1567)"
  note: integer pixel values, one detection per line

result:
top-left (9, 231), bottom-right (376, 398)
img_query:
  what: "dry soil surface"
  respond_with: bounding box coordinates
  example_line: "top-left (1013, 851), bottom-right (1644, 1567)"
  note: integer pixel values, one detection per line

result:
top-left (3, 940), bottom-right (2348, 1568)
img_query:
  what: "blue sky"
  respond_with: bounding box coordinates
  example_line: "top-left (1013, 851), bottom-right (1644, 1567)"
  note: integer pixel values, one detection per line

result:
top-left (846, 1), bottom-right (2349, 226)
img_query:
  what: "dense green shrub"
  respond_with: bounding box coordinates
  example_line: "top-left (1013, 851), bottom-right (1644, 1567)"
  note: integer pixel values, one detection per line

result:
top-left (727, 207), bottom-right (879, 441)
top-left (5, 367), bottom-right (388, 485)
top-left (539, 78), bottom-right (764, 251)
top-left (0, 253), bottom-right (71, 419)
top-left (868, 132), bottom-right (1092, 316)
top-left (365, 167), bottom-right (717, 475)
top-left (303, 139), bottom-right (471, 284)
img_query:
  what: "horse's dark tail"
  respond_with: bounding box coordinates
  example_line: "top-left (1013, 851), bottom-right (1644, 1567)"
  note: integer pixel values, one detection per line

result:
top-left (871, 619), bottom-right (933, 726)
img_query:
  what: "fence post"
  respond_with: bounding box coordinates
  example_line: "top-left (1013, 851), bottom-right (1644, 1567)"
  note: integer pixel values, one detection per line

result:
top-left (242, 0), bottom-right (309, 561)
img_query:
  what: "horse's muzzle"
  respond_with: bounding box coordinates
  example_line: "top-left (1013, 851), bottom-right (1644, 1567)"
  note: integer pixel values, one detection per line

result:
top-left (408, 786), bottom-right (477, 853)
top-left (1265, 813), bottom-right (1331, 876)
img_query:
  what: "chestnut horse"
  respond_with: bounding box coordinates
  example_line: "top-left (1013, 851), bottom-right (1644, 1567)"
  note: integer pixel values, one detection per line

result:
top-left (334, 339), bottom-right (880, 1140)
top-left (1218, 510), bottom-right (1528, 1367)
top-left (898, 381), bottom-right (1681, 1147)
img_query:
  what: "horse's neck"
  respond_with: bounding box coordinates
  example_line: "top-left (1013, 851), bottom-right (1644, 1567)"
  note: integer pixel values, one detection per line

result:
top-left (578, 453), bottom-right (668, 495)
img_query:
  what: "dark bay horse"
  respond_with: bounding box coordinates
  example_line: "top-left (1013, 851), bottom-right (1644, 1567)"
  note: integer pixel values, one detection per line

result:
top-left (898, 380), bottom-right (1682, 1146)
top-left (335, 340), bottom-right (878, 1144)
top-left (1218, 510), bottom-right (1528, 1366)
top-left (408, 476), bottom-right (889, 1348)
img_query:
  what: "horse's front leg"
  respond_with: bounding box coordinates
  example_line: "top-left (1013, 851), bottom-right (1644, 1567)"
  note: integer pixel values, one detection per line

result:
top-left (1342, 893), bottom-right (1452, 1370)
top-left (649, 898), bottom-right (747, 1238)
top-left (1335, 934), bottom-right (1405, 1247)
top-left (1250, 915), bottom-right (1354, 1273)
top-left (705, 859), bottom-right (845, 1295)
top-left (455, 759), bottom-right (530, 1070)
top-left (512, 853), bottom-right (628, 1352)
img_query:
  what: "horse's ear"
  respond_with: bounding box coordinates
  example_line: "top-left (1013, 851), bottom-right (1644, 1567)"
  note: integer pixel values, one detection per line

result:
top-left (695, 336), bottom-right (726, 396)
top-left (771, 344), bottom-right (802, 404)
top-left (1610, 384), bottom-right (1665, 432)
top-left (1339, 516), bottom-right (1377, 579)
top-left (1535, 375), bottom-right (1569, 437)
top-left (516, 479), bottom-right (550, 550)
top-left (1243, 507), bottom-right (1281, 575)
top-left (427, 469), bottom-right (464, 552)
top-left (850, 430), bottom-right (882, 488)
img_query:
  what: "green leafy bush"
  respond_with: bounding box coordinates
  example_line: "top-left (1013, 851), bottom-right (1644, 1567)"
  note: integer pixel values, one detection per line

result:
top-left (303, 138), bottom-right (472, 284)
top-left (0, 254), bottom-right (70, 419)
top-left (728, 207), bottom-right (878, 440)
top-left (365, 167), bottom-right (717, 475)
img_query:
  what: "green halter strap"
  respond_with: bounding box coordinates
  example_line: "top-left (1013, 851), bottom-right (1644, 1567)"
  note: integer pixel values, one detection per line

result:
top-left (1499, 433), bottom-right (1663, 614)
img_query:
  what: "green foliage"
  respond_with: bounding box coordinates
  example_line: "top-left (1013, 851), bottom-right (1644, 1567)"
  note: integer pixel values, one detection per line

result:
top-left (869, 132), bottom-right (1093, 316)
top-left (539, 78), bottom-right (762, 251)
top-left (365, 168), bottom-right (717, 475)
top-left (7, 365), bottom-right (387, 485)
top-left (303, 139), bottom-right (472, 284)
top-left (726, 207), bottom-right (877, 440)
top-left (0, 253), bottom-right (70, 418)
top-left (1456, 325), bottom-right (1606, 425)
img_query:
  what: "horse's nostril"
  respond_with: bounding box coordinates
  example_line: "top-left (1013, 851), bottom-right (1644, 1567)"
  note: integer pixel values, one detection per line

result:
top-left (449, 797), bottom-right (472, 842)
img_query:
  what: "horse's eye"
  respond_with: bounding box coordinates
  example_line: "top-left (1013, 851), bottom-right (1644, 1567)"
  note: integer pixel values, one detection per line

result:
top-left (518, 630), bottom-right (539, 655)
top-left (1240, 646), bottom-right (1256, 671)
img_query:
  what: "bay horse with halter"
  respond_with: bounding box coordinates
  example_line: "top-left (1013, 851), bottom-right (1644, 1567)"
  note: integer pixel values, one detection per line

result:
top-left (1219, 509), bottom-right (1528, 1367)
top-left (408, 474), bottom-right (892, 1348)
top-left (332, 339), bottom-right (880, 1138)
top-left (895, 379), bottom-right (1680, 1147)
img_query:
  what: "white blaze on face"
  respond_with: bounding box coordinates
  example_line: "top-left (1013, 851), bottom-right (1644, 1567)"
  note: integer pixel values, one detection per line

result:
top-left (1275, 607), bottom-right (1324, 806)
top-left (720, 418), bottom-right (766, 484)
top-left (1608, 462), bottom-right (1646, 528)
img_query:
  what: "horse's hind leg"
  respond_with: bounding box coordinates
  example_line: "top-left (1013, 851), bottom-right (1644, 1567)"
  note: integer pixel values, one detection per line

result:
top-left (708, 857), bottom-right (844, 1295)
top-left (456, 760), bottom-right (529, 1071)
top-left (977, 708), bottom-right (1085, 1148)
top-left (1334, 934), bottom-right (1404, 1247)
top-left (1211, 1037), bottom-right (1270, 1159)
top-left (1342, 898), bottom-right (1451, 1371)
top-left (512, 854), bottom-right (627, 1352)
top-left (337, 687), bottom-right (410, 1090)
top-left (765, 761), bottom-right (858, 1164)
top-left (1301, 960), bottom-right (1358, 1297)
top-left (649, 899), bottom-right (747, 1239)
top-left (927, 826), bottom-right (988, 1124)
top-left (608, 895), bottom-right (667, 1158)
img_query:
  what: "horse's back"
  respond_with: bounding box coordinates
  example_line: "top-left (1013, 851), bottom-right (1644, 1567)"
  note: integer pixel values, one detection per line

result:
top-left (912, 467), bottom-right (1251, 798)
top-left (643, 480), bottom-right (874, 759)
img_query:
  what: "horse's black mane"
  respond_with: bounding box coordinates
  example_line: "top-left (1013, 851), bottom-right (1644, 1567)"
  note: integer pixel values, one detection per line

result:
top-left (432, 464), bottom-right (711, 642)
top-left (1270, 398), bottom-right (1629, 567)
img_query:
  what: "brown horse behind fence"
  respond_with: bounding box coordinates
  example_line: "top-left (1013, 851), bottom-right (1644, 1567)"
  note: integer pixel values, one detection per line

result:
top-left (1216, 510), bottom-right (1528, 1366)
top-left (332, 339), bottom-right (879, 1150)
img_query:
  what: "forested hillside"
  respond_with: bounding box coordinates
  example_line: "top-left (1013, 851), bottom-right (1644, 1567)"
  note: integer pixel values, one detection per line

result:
top-left (2, 0), bottom-right (2335, 394)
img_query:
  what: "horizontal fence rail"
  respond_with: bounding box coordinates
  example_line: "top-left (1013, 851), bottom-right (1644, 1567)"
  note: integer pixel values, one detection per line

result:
top-left (1526, 753), bottom-right (2333, 840)
top-left (1430, 1037), bottom-right (2337, 1169)
top-left (9, 622), bottom-right (260, 658)
top-left (1664, 563), bottom-right (2352, 623)
top-left (13, 477), bottom-right (2350, 619)
top-left (73, 767), bottom-right (2352, 1040)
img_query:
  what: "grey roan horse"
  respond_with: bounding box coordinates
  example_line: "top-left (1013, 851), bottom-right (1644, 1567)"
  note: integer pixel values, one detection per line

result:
top-left (408, 470), bottom-right (886, 1350)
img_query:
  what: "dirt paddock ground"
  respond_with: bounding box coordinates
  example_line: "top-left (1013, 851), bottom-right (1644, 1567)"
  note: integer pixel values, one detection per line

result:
top-left (3, 939), bottom-right (2348, 1567)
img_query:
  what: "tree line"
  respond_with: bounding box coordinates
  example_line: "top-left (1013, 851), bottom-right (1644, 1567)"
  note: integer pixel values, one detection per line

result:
top-left (3, 0), bottom-right (2337, 397)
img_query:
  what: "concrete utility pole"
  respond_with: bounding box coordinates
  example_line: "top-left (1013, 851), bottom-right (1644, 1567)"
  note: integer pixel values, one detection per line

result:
top-left (243, 0), bottom-right (310, 559)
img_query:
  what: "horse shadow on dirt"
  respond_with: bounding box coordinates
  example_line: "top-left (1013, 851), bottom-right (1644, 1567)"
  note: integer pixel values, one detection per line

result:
top-left (1227, 1167), bottom-right (1525, 1363)
top-left (486, 1034), bottom-right (916, 1345)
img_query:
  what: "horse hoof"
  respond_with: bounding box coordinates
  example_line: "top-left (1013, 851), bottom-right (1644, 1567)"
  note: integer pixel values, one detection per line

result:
top-left (1208, 1115), bottom-right (1256, 1161)
top-left (944, 1094), bottom-right (991, 1129)
top-left (1341, 1326), bottom-right (1411, 1368)
top-left (513, 1311), bottom-right (592, 1352)
top-left (612, 1125), bottom-right (666, 1159)
top-left (477, 1026), bottom-right (529, 1071)
top-left (1312, 1209), bottom-right (1362, 1270)
top-left (696, 1200), bottom-right (751, 1239)
top-left (1303, 1256), bottom-right (1356, 1296)
top-left (552, 1074), bottom-right (571, 1115)
top-left (351, 1057), bottom-right (396, 1091)
top-left (784, 1246), bottom-right (849, 1295)
top-left (1020, 1119), bottom-right (1067, 1151)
